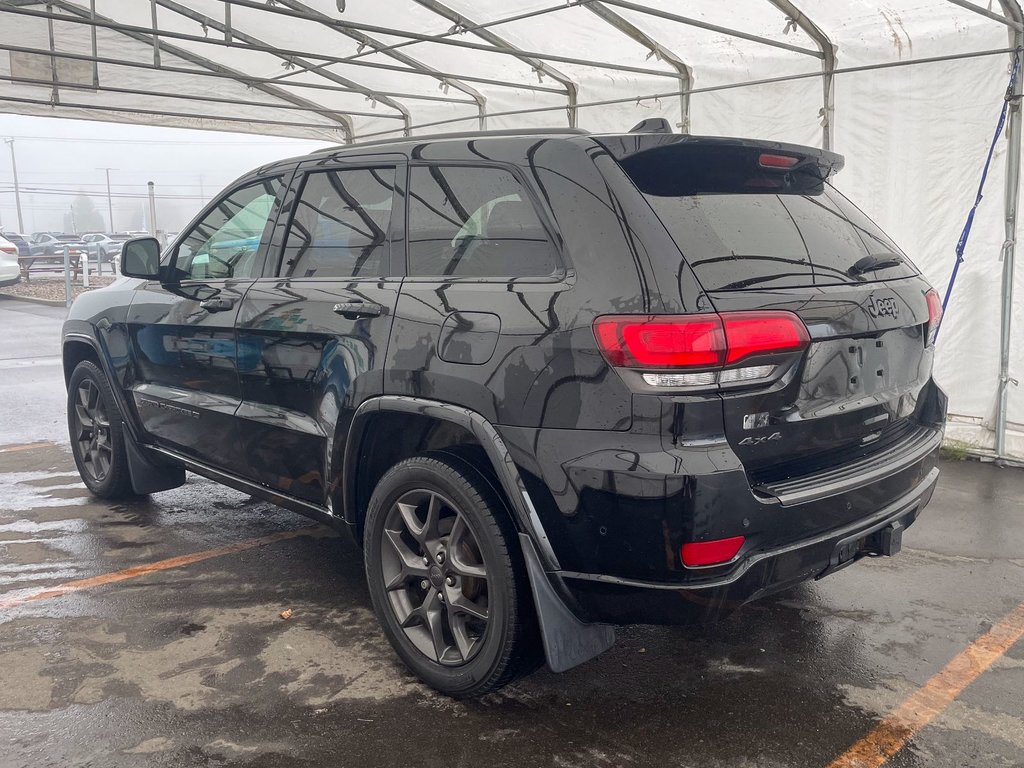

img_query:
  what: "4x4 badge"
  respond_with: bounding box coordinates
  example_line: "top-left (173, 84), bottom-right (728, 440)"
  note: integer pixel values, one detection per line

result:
top-left (739, 432), bottom-right (782, 446)
top-left (867, 294), bottom-right (899, 319)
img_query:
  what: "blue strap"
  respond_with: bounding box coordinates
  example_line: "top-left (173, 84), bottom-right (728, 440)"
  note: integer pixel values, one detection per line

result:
top-left (939, 49), bottom-right (1022, 340)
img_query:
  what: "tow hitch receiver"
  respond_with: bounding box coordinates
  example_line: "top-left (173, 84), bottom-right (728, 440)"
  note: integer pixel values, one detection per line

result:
top-left (877, 521), bottom-right (904, 557)
top-left (821, 519), bottom-right (907, 579)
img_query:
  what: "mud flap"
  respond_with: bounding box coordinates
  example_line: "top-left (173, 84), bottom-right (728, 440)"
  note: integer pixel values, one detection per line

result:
top-left (124, 435), bottom-right (185, 494)
top-left (519, 534), bottom-right (615, 673)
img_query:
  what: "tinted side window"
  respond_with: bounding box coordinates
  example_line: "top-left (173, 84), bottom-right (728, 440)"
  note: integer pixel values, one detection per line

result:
top-left (176, 177), bottom-right (283, 280)
top-left (281, 167), bottom-right (395, 279)
top-left (407, 165), bottom-right (559, 278)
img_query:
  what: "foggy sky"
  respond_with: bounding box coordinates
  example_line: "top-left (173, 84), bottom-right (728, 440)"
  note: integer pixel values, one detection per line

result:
top-left (0, 114), bottom-right (332, 235)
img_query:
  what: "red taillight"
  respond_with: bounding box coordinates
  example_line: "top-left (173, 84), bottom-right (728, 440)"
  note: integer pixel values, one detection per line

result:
top-left (759, 153), bottom-right (800, 169)
top-left (593, 312), bottom-right (809, 371)
top-left (925, 289), bottom-right (943, 346)
top-left (681, 536), bottom-right (745, 567)
top-left (721, 312), bottom-right (810, 364)
top-left (594, 315), bottom-right (725, 368)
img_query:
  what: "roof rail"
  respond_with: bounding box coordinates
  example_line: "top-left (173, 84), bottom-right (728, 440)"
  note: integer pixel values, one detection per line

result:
top-left (325, 126), bottom-right (590, 152)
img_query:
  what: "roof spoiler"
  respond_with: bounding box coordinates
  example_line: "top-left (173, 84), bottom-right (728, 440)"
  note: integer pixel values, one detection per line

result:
top-left (629, 118), bottom-right (674, 134)
top-left (598, 134), bottom-right (845, 180)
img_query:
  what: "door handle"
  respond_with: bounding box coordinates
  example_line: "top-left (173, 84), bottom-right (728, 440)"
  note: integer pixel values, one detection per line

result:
top-left (199, 297), bottom-right (236, 312)
top-left (333, 300), bottom-right (385, 319)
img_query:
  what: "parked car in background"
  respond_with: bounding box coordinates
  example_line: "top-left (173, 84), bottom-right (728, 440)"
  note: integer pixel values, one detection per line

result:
top-left (0, 232), bottom-right (31, 259)
top-left (29, 233), bottom-right (87, 258)
top-left (0, 234), bottom-right (20, 286)
top-left (82, 233), bottom-right (132, 262)
top-left (61, 126), bottom-right (947, 697)
top-left (28, 233), bottom-right (88, 268)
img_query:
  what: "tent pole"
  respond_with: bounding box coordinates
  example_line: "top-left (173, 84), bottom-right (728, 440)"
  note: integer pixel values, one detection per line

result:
top-left (994, 1), bottom-right (1024, 460)
top-left (32, 0), bottom-right (354, 140)
top-left (409, 0), bottom-right (578, 128)
top-left (585, 2), bottom-right (693, 133)
top-left (0, 42), bottom-right (472, 106)
top-left (765, 1), bottom-right (835, 150)
top-left (949, 0), bottom-right (1024, 29)
top-left (149, 0), bottom-right (161, 66)
top-left (352, 46), bottom-right (1016, 140)
top-left (272, 0), bottom-right (487, 134)
top-left (999, 29), bottom-right (1023, 460)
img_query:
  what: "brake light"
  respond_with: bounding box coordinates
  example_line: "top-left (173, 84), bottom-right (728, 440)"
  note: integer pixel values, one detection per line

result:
top-left (759, 153), bottom-right (799, 169)
top-left (593, 316), bottom-right (724, 368)
top-left (925, 289), bottom-right (943, 346)
top-left (681, 536), bottom-right (745, 567)
top-left (593, 311), bottom-right (809, 388)
top-left (721, 313), bottom-right (809, 364)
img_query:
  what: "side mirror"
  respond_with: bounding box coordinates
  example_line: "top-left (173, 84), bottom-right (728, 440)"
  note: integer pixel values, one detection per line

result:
top-left (120, 237), bottom-right (162, 280)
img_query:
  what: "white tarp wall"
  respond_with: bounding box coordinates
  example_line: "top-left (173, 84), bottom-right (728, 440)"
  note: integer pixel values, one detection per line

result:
top-left (1, 0), bottom-right (1022, 456)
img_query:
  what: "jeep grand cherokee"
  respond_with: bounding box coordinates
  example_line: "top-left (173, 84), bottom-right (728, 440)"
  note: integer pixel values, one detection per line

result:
top-left (62, 125), bottom-right (946, 696)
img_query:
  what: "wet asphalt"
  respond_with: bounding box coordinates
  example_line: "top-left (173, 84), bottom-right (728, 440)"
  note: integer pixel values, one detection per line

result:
top-left (0, 298), bottom-right (1022, 768)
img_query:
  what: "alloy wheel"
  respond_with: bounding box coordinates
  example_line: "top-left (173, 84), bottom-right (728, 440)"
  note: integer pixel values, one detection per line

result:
top-left (72, 379), bottom-right (112, 483)
top-left (380, 489), bottom-right (490, 665)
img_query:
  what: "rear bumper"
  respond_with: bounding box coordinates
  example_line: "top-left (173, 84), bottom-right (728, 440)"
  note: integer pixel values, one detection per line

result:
top-left (497, 377), bottom-right (946, 625)
top-left (753, 424), bottom-right (940, 506)
top-left (0, 262), bottom-right (20, 284)
top-left (558, 464), bottom-right (939, 625)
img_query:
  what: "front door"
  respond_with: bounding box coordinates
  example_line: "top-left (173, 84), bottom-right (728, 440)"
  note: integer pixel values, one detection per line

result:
top-left (125, 175), bottom-right (288, 474)
top-left (235, 160), bottom-right (403, 506)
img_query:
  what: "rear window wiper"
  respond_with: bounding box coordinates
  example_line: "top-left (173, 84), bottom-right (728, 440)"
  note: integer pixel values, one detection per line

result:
top-left (848, 253), bottom-right (904, 276)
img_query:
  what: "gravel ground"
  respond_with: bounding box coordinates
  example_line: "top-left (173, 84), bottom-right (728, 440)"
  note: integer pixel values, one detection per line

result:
top-left (0, 275), bottom-right (116, 303)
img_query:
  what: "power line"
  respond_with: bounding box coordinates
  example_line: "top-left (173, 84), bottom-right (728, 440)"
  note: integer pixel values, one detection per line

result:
top-left (0, 134), bottom-right (328, 147)
top-left (0, 180), bottom-right (217, 190)
top-left (0, 186), bottom-right (207, 200)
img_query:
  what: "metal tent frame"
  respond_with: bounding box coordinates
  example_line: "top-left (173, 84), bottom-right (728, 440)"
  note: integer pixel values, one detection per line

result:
top-left (0, 0), bottom-right (1021, 459)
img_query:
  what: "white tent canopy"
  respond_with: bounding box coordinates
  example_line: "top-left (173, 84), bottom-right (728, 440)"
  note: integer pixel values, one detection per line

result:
top-left (2, 0), bottom-right (1023, 458)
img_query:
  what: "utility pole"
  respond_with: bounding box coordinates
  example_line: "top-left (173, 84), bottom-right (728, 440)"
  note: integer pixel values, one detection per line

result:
top-left (4, 138), bottom-right (25, 233)
top-left (98, 167), bottom-right (117, 232)
top-left (147, 181), bottom-right (157, 238)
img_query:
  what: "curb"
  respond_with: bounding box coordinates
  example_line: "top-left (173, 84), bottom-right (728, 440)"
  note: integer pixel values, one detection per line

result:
top-left (0, 293), bottom-right (69, 308)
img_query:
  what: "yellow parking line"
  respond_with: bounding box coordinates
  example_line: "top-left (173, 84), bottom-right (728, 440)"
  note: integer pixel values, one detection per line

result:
top-left (0, 442), bottom-right (54, 454)
top-left (827, 600), bottom-right (1024, 767)
top-left (0, 527), bottom-right (320, 611)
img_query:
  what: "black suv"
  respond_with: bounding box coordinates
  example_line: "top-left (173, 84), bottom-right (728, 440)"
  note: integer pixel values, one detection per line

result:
top-left (62, 126), bottom-right (946, 696)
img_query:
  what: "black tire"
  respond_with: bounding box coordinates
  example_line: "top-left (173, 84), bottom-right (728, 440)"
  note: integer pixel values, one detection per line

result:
top-left (67, 360), bottom-right (135, 499)
top-left (363, 453), bottom-right (540, 697)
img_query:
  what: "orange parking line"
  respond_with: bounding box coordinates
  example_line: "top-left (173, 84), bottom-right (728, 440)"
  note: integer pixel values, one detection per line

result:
top-left (0, 527), bottom-right (319, 611)
top-left (0, 442), bottom-right (54, 454)
top-left (828, 600), bottom-right (1024, 768)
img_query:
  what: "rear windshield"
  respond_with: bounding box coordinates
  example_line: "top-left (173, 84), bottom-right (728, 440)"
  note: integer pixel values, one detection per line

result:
top-left (619, 144), bottom-right (918, 290)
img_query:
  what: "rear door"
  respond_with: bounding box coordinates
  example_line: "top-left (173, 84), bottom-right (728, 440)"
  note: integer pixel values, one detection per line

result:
top-left (125, 174), bottom-right (288, 474)
top-left (607, 139), bottom-right (939, 480)
top-left (234, 156), bottom-right (403, 506)
top-left (384, 162), bottom-right (572, 427)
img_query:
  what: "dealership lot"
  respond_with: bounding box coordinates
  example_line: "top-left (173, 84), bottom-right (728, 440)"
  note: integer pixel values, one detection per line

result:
top-left (0, 299), bottom-right (1022, 768)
